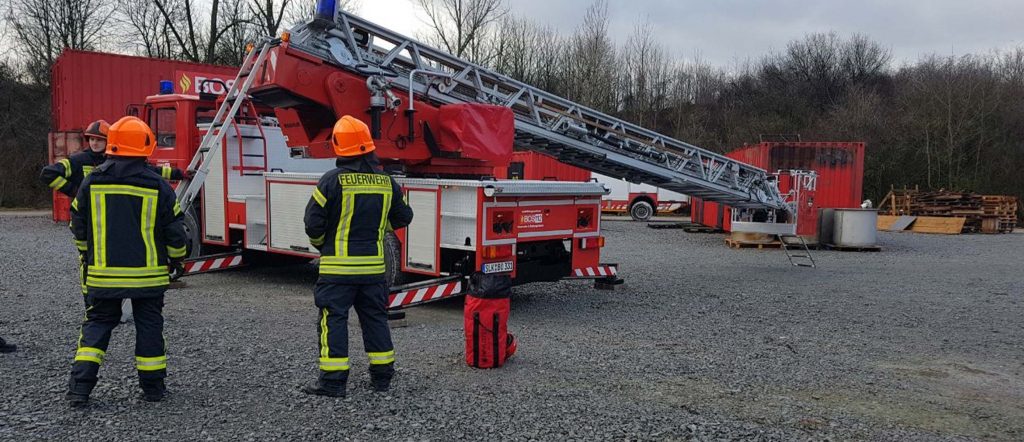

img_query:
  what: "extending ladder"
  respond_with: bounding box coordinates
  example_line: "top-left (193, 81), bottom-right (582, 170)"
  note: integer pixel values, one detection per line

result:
top-left (283, 12), bottom-right (788, 210)
top-left (778, 235), bottom-right (816, 268)
top-left (175, 39), bottom-right (278, 209)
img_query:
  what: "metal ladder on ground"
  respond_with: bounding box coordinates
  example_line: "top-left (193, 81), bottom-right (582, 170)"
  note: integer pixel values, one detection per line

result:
top-left (778, 235), bottom-right (816, 268)
top-left (282, 11), bottom-right (789, 210)
top-left (175, 38), bottom-right (277, 208)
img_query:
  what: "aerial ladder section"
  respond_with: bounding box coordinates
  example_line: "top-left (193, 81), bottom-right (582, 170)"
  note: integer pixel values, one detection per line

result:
top-left (282, 10), bottom-right (788, 210)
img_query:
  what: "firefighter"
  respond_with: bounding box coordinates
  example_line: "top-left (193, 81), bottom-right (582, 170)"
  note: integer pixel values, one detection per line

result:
top-left (301, 115), bottom-right (414, 397)
top-left (65, 116), bottom-right (188, 407)
top-left (41, 119), bottom-right (185, 316)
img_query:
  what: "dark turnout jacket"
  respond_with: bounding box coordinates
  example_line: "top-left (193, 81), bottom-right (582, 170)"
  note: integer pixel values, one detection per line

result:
top-left (42, 150), bottom-right (185, 198)
top-left (71, 158), bottom-right (188, 299)
top-left (304, 154), bottom-right (414, 284)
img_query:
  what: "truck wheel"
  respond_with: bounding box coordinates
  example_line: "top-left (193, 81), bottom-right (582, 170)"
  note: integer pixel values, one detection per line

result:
top-left (629, 200), bottom-right (654, 221)
top-left (384, 232), bottom-right (408, 288)
top-left (183, 207), bottom-right (203, 258)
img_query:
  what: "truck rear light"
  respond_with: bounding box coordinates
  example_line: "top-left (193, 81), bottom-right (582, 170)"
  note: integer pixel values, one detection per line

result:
top-left (578, 236), bottom-right (605, 249)
top-left (482, 245), bottom-right (513, 259)
top-left (577, 207), bottom-right (595, 228)
top-left (491, 210), bottom-right (514, 235)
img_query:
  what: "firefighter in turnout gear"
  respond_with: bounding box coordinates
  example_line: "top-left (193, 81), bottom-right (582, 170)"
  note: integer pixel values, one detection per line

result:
top-left (41, 119), bottom-right (186, 313)
top-left (40, 120), bottom-right (185, 198)
top-left (302, 116), bottom-right (414, 397)
top-left (65, 116), bottom-right (188, 407)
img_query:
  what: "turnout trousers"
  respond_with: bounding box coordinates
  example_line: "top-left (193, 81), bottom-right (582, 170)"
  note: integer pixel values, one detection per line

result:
top-left (69, 296), bottom-right (167, 393)
top-left (314, 280), bottom-right (395, 384)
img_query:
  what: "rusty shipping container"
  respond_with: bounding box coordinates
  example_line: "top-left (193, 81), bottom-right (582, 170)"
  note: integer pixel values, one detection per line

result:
top-left (49, 50), bottom-right (238, 222)
top-left (693, 141), bottom-right (865, 239)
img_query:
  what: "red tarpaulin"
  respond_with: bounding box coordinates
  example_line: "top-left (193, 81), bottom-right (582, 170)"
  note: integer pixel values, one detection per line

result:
top-left (438, 104), bottom-right (514, 164)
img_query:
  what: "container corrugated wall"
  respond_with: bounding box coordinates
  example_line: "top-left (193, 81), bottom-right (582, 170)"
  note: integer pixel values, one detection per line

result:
top-left (495, 151), bottom-right (591, 181)
top-left (693, 142), bottom-right (865, 236)
top-left (51, 50), bottom-right (237, 131)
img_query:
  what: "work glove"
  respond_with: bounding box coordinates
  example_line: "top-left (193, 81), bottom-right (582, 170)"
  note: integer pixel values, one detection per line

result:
top-left (168, 260), bottom-right (185, 281)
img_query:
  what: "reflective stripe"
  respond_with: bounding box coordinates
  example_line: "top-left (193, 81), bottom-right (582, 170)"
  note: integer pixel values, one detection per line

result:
top-left (59, 159), bottom-right (72, 177)
top-left (91, 191), bottom-right (105, 267)
top-left (312, 187), bottom-right (327, 207)
top-left (367, 350), bottom-right (395, 365)
top-left (75, 347), bottom-right (106, 364)
top-left (48, 176), bottom-right (69, 189)
top-left (320, 255), bottom-right (383, 265)
top-left (141, 191), bottom-right (158, 267)
top-left (75, 240), bottom-right (88, 251)
top-left (136, 355), bottom-right (167, 371)
top-left (88, 266), bottom-right (168, 277)
top-left (336, 193), bottom-right (355, 256)
top-left (318, 357), bottom-right (350, 372)
top-left (319, 308), bottom-right (329, 359)
top-left (82, 165), bottom-right (94, 177)
top-left (173, 201), bottom-right (182, 216)
top-left (167, 244), bottom-right (187, 259)
top-left (71, 198), bottom-right (79, 211)
top-left (309, 234), bottom-right (325, 247)
top-left (161, 166), bottom-right (172, 180)
top-left (86, 275), bottom-right (170, 288)
top-left (320, 264), bottom-right (386, 276)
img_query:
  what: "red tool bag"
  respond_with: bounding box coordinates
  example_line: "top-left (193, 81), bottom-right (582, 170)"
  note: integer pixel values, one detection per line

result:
top-left (465, 273), bottom-right (517, 368)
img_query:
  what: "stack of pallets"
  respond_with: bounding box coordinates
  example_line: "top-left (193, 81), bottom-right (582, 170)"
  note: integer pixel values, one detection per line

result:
top-left (879, 187), bottom-right (1018, 233)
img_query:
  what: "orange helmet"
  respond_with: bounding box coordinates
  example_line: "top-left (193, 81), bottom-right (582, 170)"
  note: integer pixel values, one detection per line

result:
top-left (84, 120), bottom-right (110, 140)
top-left (331, 116), bottom-right (376, 157)
top-left (106, 116), bottom-right (156, 157)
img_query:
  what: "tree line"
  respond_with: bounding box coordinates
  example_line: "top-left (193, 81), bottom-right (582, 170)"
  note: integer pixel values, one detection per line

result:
top-left (1, 0), bottom-right (1022, 216)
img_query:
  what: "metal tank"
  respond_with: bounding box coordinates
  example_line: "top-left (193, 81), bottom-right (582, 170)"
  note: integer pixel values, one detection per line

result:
top-left (831, 208), bottom-right (878, 247)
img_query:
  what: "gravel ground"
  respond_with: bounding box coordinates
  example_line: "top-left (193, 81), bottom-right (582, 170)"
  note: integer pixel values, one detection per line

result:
top-left (1, 214), bottom-right (1022, 441)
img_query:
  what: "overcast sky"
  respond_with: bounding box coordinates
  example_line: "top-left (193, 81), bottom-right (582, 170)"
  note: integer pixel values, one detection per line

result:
top-left (358, 0), bottom-right (1024, 67)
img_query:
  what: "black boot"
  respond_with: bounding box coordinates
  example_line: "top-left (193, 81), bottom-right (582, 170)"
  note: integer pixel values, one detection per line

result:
top-left (140, 379), bottom-right (166, 402)
top-left (0, 337), bottom-right (15, 353)
top-left (66, 379), bottom-right (94, 408)
top-left (301, 380), bottom-right (346, 398)
top-left (369, 364), bottom-right (394, 392)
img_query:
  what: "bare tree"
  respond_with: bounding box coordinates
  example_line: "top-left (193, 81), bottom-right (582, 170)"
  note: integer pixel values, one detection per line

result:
top-left (415, 0), bottom-right (506, 63)
top-left (619, 19), bottom-right (672, 128)
top-left (118, 0), bottom-right (178, 58)
top-left (151, 0), bottom-right (248, 63)
top-left (564, 0), bottom-right (617, 110)
top-left (6, 0), bottom-right (115, 85)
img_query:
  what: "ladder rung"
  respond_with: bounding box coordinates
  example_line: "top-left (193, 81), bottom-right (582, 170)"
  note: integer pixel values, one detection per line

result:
top-left (795, 263), bottom-right (815, 267)
top-left (789, 254), bottom-right (809, 258)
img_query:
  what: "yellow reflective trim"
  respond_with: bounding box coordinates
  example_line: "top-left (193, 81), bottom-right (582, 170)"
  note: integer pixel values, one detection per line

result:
top-left (319, 264), bottom-right (386, 276)
top-left (320, 255), bottom-right (383, 265)
top-left (136, 355), bottom-right (167, 371)
top-left (309, 234), bottom-right (325, 247)
top-left (319, 308), bottom-right (329, 359)
top-left (319, 357), bottom-right (350, 371)
top-left (87, 265), bottom-right (167, 276)
top-left (141, 192), bottom-right (158, 267)
top-left (49, 176), bottom-right (69, 189)
top-left (336, 193), bottom-right (355, 256)
top-left (161, 166), bottom-right (172, 180)
top-left (86, 275), bottom-right (169, 288)
top-left (367, 350), bottom-right (395, 365)
top-left (377, 188), bottom-right (392, 258)
top-left (91, 191), bottom-right (104, 267)
top-left (75, 347), bottom-right (106, 364)
top-left (71, 198), bottom-right (79, 211)
top-left (91, 184), bottom-right (159, 197)
top-left (59, 159), bottom-right (72, 177)
top-left (82, 165), bottom-right (94, 177)
top-left (167, 244), bottom-right (187, 259)
top-left (312, 187), bottom-right (327, 207)
top-left (75, 240), bottom-right (88, 251)
top-left (173, 201), bottom-right (182, 216)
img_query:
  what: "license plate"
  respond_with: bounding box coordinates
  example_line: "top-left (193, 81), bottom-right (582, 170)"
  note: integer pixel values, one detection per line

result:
top-left (482, 260), bottom-right (514, 274)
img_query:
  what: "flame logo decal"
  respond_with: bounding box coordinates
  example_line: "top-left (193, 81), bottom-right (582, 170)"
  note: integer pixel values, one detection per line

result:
top-left (179, 74), bottom-right (192, 94)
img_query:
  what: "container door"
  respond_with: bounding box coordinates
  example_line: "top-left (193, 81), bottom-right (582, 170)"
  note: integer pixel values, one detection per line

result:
top-left (402, 188), bottom-right (441, 276)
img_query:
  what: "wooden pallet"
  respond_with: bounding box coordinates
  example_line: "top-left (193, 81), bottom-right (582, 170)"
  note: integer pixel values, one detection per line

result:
top-left (725, 238), bottom-right (782, 249)
top-left (823, 243), bottom-right (882, 252)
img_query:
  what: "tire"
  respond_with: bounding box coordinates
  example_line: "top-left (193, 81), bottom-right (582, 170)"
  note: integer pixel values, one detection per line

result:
top-left (629, 200), bottom-right (654, 222)
top-left (182, 207), bottom-right (204, 258)
top-left (384, 232), bottom-right (407, 288)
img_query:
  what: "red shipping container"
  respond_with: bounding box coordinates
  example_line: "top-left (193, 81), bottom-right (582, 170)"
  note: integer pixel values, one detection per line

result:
top-left (51, 50), bottom-right (238, 132)
top-left (693, 142), bottom-right (865, 239)
top-left (48, 50), bottom-right (238, 222)
top-left (494, 151), bottom-right (590, 181)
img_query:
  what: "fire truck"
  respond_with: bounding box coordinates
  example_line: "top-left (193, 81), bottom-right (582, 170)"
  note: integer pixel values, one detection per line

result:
top-left (68, 3), bottom-right (812, 308)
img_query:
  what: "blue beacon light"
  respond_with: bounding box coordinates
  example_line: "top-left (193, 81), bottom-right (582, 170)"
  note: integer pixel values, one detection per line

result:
top-left (159, 80), bottom-right (174, 95)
